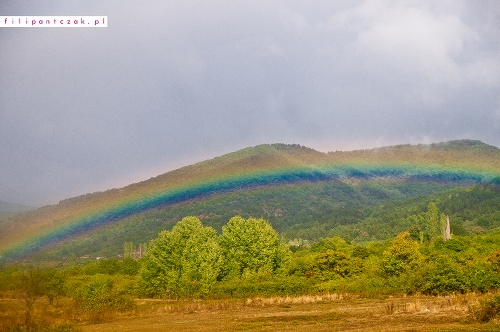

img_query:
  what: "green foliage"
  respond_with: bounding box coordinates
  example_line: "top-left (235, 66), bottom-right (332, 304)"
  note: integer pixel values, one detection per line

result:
top-left (30, 181), bottom-right (500, 260)
top-left (315, 250), bottom-right (362, 279)
top-left (138, 216), bottom-right (222, 298)
top-left (20, 267), bottom-right (46, 329)
top-left (4, 140), bottom-right (500, 262)
top-left (287, 251), bottom-right (317, 278)
top-left (8, 266), bottom-right (67, 329)
top-left (83, 259), bottom-right (121, 275)
top-left (219, 216), bottom-right (291, 279)
top-left (426, 202), bottom-right (441, 240)
top-left (408, 225), bottom-right (422, 241)
top-left (352, 245), bottom-right (371, 259)
top-left (465, 264), bottom-right (500, 293)
top-left (418, 256), bottom-right (468, 295)
top-left (0, 265), bottom-right (21, 292)
top-left (212, 275), bottom-right (313, 298)
top-left (120, 257), bottom-right (140, 276)
top-left (41, 268), bottom-right (65, 305)
top-left (310, 236), bottom-right (350, 252)
top-left (487, 250), bottom-right (500, 271)
top-left (381, 232), bottom-right (422, 276)
top-left (434, 238), bottom-right (467, 252)
top-left (124, 242), bottom-right (135, 259)
top-left (1, 220), bottom-right (500, 305)
top-left (73, 274), bottom-right (135, 316)
top-left (76, 275), bottom-right (113, 311)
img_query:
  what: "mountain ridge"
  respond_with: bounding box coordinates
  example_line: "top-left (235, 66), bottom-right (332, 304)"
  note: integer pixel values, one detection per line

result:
top-left (45, 139), bottom-right (500, 207)
top-left (1, 139), bottom-right (499, 261)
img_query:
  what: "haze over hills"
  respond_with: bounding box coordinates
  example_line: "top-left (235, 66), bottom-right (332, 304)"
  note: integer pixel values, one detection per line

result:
top-left (0, 200), bottom-right (34, 213)
top-left (0, 200), bottom-right (34, 225)
top-left (1, 139), bottom-right (500, 262)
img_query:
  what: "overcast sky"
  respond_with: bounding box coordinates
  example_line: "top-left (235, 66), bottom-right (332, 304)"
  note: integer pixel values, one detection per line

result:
top-left (1, 1), bottom-right (499, 206)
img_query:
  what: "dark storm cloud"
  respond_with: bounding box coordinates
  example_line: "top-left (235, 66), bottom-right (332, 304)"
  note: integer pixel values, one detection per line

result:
top-left (1, 1), bottom-right (499, 206)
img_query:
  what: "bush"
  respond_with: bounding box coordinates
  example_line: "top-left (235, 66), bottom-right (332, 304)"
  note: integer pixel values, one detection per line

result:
top-left (419, 257), bottom-right (468, 295)
top-left (466, 265), bottom-right (500, 293)
top-left (74, 275), bottom-right (135, 316)
top-left (381, 232), bottom-right (422, 276)
top-left (315, 250), bottom-right (363, 280)
top-left (470, 295), bottom-right (500, 322)
top-left (121, 257), bottom-right (141, 276)
top-left (435, 238), bottom-right (467, 252)
top-left (82, 259), bottom-right (121, 275)
top-left (211, 276), bottom-right (313, 298)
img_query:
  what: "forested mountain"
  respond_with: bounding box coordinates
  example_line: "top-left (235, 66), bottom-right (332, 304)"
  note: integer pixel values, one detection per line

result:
top-left (1, 139), bottom-right (499, 261)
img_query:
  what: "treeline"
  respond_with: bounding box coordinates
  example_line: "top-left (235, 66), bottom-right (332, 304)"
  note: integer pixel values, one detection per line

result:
top-left (34, 181), bottom-right (500, 261)
top-left (283, 184), bottom-right (500, 241)
top-left (2, 210), bottom-right (500, 304)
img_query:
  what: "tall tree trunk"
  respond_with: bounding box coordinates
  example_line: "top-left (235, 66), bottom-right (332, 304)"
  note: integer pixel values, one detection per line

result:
top-left (444, 215), bottom-right (452, 241)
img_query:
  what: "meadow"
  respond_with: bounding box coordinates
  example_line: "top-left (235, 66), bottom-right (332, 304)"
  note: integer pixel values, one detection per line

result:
top-left (1, 292), bottom-right (499, 331)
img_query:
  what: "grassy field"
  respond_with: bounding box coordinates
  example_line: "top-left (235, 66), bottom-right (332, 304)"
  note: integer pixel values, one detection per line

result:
top-left (2, 293), bottom-right (499, 332)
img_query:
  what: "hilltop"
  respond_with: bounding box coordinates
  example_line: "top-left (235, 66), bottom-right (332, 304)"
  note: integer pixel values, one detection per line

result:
top-left (1, 139), bottom-right (499, 261)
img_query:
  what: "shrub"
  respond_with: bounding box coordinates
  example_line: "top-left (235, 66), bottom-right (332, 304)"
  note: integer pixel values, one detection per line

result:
top-left (419, 256), bottom-right (468, 295)
top-left (212, 276), bottom-right (312, 298)
top-left (83, 259), bottom-right (121, 275)
top-left (121, 257), bottom-right (140, 276)
top-left (435, 238), bottom-right (467, 252)
top-left (73, 274), bottom-right (135, 318)
top-left (465, 264), bottom-right (500, 293)
top-left (381, 232), bottom-right (422, 276)
top-left (470, 294), bottom-right (500, 322)
top-left (315, 250), bottom-right (363, 279)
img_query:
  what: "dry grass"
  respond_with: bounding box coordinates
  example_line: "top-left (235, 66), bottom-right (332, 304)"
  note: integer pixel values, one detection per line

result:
top-left (2, 293), bottom-right (499, 332)
top-left (0, 297), bottom-right (80, 331)
top-left (81, 293), bottom-right (499, 332)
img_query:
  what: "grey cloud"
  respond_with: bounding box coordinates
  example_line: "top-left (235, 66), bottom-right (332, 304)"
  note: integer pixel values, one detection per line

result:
top-left (1, 0), bottom-right (499, 206)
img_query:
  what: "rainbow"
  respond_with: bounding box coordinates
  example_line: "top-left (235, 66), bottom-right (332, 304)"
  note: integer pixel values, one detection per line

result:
top-left (2, 158), bottom-right (500, 260)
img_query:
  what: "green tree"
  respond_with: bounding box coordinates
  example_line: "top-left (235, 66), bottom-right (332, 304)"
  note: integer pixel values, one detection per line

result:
top-left (315, 250), bottom-right (362, 279)
top-left (41, 268), bottom-right (65, 305)
top-left (121, 257), bottom-right (140, 276)
top-left (19, 267), bottom-right (45, 331)
top-left (124, 242), bottom-right (135, 259)
top-left (219, 216), bottom-right (291, 279)
top-left (419, 255), bottom-right (467, 295)
top-left (426, 202), bottom-right (440, 240)
top-left (138, 216), bottom-right (222, 298)
top-left (382, 232), bottom-right (422, 276)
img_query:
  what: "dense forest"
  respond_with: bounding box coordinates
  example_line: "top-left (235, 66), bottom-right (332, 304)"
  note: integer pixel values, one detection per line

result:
top-left (19, 181), bottom-right (500, 261)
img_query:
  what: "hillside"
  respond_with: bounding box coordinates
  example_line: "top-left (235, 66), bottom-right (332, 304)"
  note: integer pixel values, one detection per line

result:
top-left (1, 139), bottom-right (500, 261)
